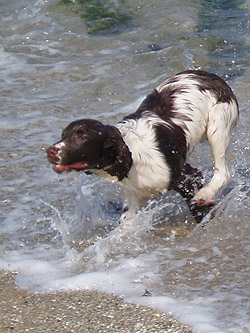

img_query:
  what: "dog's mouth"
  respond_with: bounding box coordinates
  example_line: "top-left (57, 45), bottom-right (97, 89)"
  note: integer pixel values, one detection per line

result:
top-left (52, 162), bottom-right (89, 174)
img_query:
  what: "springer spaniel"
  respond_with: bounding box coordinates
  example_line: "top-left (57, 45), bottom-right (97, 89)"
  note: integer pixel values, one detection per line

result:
top-left (47, 70), bottom-right (239, 223)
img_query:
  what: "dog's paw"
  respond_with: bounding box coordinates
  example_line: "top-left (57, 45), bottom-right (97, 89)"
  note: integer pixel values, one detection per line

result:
top-left (189, 200), bottom-right (214, 223)
top-left (194, 197), bottom-right (214, 207)
top-left (194, 188), bottom-right (215, 207)
top-left (120, 205), bottom-right (133, 223)
top-left (120, 209), bottom-right (128, 224)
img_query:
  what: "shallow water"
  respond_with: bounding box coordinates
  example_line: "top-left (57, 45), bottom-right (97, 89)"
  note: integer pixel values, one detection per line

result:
top-left (0, 0), bottom-right (249, 332)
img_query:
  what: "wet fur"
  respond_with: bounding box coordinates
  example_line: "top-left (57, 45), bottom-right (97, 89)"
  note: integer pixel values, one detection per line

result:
top-left (47, 70), bottom-right (239, 223)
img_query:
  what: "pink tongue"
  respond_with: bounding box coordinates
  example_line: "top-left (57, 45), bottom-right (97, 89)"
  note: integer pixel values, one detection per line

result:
top-left (53, 162), bottom-right (89, 173)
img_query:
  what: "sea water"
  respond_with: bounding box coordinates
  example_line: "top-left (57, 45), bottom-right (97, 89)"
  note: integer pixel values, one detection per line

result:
top-left (0, 0), bottom-right (249, 332)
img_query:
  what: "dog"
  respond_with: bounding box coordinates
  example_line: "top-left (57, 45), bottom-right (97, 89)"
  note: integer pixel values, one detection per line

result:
top-left (47, 70), bottom-right (239, 223)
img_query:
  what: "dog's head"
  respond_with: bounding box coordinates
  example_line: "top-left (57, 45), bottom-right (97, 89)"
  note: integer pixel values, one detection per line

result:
top-left (46, 119), bottom-right (132, 181)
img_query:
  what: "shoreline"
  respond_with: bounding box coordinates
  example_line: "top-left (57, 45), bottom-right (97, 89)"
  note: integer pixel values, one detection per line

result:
top-left (0, 270), bottom-right (191, 332)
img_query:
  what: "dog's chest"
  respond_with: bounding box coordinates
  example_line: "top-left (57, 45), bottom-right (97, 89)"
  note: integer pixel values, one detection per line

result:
top-left (124, 161), bottom-right (171, 195)
top-left (116, 119), bottom-right (171, 194)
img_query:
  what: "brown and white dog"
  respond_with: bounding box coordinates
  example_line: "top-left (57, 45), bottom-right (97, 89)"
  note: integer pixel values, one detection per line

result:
top-left (47, 70), bottom-right (239, 223)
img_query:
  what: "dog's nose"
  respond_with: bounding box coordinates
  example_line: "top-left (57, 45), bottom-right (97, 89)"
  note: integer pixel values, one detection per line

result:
top-left (46, 146), bottom-right (59, 163)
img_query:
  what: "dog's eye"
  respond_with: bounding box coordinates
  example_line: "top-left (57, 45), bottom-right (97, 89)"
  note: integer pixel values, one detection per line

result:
top-left (75, 130), bottom-right (87, 142)
top-left (61, 129), bottom-right (67, 140)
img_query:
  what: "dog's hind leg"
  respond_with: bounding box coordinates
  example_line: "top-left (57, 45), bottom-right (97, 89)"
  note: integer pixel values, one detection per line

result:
top-left (194, 103), bottom-right (238, 206)
top-left (172, 163), bottom-right (213, 222)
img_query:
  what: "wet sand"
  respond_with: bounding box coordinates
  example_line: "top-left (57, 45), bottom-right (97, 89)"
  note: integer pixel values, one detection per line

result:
top-left (0, 270), bottom-right (191, 332)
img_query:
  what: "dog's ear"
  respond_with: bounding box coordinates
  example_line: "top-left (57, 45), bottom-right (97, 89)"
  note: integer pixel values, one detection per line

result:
top-left (103, 128), bottom-right (132, 181)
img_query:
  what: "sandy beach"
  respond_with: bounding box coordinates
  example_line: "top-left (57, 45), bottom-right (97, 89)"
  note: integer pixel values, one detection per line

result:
top-left (0, 270), bottom-right (191, 332)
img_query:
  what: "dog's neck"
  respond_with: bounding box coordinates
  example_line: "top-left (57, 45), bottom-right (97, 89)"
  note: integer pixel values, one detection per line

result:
top-left (102, 125), bottom-right (133, 181)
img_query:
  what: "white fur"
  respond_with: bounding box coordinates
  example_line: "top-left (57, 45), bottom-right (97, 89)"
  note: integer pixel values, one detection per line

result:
top-left (117, 114), bottom-right (171, 193)
top-left (117, 73), bottom-right (238, 218)
top-left (195, 101), bottom-right (238, 203)
top-left (54, 141), bottom-right (65, 162)
top-left (158, 74), bottom-right (214, 154)
top-left (157, 73), bottom-right (238, 204)
top-left (116, 114), bottom-right (172, 221)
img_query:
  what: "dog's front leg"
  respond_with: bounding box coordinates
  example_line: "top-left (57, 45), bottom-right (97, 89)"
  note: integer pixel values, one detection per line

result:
top-left (120, 190), bottom-right (144, 223)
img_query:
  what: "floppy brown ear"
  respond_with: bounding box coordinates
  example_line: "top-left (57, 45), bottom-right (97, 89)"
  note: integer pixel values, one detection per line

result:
top-left (103, 128), bottom-right (132, 181)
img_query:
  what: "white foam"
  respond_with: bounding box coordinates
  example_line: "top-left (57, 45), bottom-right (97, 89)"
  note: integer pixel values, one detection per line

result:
top-left (1, 181), bottom-right (249, 333)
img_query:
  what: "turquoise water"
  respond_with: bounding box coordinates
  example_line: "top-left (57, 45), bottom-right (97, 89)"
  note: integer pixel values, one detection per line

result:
top-left (0, 1), bottom-right (249, 332)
